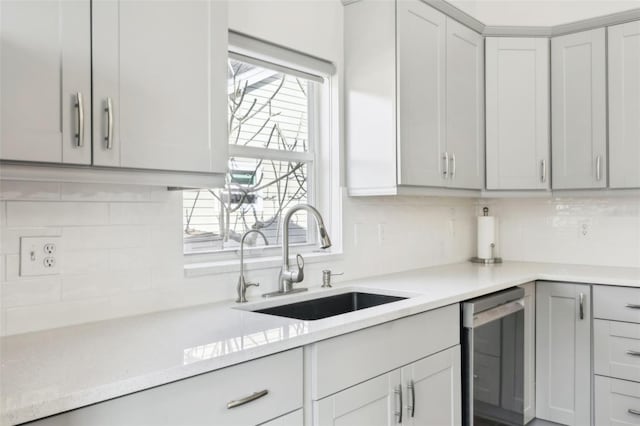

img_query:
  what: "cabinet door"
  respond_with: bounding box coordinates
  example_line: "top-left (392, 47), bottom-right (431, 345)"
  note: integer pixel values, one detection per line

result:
top-left (315, 370), bottom-right (400, 426)
top-left (402, 345), bottom-right (462, 426)
top-left (536, 282), bottom-right (591, 426)
top-left (486, 38), bottom-right (550, 190)
top-left (92, 0), bottom-right (228, 173)
top-left (551, 28), bottom-right (607, 189)
top-left (396, 0), bottom-right (446, 187)
top-left (445, 18), bottom-right (484, 190)
top-left (0, 0), bottom-right (91, 164)
top-left (608, 20), bottom-right (640, 189)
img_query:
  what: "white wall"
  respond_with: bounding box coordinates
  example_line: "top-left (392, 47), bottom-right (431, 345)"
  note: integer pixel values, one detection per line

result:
top-left (487, 197), bottom-right (640, 268)
top-left (449, 0), bottom-right (640, 26)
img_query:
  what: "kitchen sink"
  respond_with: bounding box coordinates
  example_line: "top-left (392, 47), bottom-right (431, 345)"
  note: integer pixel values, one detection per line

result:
top-left (253, 292), bottom-right (407, 321)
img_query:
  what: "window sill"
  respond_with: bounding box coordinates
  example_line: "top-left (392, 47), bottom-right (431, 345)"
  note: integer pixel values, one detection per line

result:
top-left (184, 250), bottom-right (344, 278)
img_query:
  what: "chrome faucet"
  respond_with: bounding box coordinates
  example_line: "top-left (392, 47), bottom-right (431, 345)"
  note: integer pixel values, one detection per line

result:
top-left (236, 229), bottom-right (269, 303)
top-left (263, 204), bottom-right (331, 298)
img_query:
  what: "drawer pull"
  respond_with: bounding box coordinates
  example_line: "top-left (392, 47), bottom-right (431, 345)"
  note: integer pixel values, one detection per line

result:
top-left (627, 350), bottom-right (640, 357)
top-left (226, 389), bottom-right (268, 409)
top-left (629, 409), bottom-right (640, 416)
top-left (394, 384), bottom-right (403, 424)
top-left (626, 304), bottom-right (640, 309)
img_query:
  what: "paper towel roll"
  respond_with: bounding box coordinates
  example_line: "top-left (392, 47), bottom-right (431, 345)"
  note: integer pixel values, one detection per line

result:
top-left (477, 216), bottom-right (496, 259)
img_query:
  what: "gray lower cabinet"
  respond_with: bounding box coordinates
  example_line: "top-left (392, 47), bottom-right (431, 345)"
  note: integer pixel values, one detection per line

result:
top-left (314, 346), bottom-right (461, 426)
top-left (27, 349), bottom-right (303, 426)
top-left (536, 282), bottom-right (591, 425)
top-left (594, 285), bottom-right (640, 426)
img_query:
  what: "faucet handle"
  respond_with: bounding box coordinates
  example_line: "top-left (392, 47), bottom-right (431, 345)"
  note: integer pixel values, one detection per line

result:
top-left (246, 282), bottom-right (260, 288)
top-left (294, 254), bottom-right (305, 282)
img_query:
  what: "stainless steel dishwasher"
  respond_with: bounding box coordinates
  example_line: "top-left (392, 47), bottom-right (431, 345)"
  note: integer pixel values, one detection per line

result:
top-left (462, 287), bottom-right (526, 426)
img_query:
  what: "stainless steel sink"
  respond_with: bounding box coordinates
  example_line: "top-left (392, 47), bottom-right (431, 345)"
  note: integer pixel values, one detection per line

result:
top-left (253, 292), bottom-right (407, 320)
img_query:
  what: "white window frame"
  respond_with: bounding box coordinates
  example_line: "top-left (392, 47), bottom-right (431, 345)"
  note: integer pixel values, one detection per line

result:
top-left (184, 32), bottom-right (342, 276)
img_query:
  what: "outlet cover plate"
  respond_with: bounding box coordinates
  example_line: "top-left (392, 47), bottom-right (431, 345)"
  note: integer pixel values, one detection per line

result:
top-left (20, 236), bottom-right (61, 276)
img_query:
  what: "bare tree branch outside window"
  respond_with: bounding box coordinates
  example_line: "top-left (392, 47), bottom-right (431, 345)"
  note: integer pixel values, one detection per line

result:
top-left (183, 58), bottom-right (312, 253)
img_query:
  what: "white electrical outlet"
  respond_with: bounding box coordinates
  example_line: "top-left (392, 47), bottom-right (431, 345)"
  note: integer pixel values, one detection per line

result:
top-left (20, 236), bottom-right (61, 276)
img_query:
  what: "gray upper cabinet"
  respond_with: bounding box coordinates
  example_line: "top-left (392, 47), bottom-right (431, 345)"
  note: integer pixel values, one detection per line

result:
top-left (551, 28), bottom-right (607, 190)
top-left (345, 0), bottom-right (483, 196)
top-left (608, 20), bottom-right (640, 189)
top-left (0, 0), bottom-right (92, 165)
top-left (445, 18), bottom-right (484, 190)
top-left (0, 0), bottom-right (227, 184)
top-left (486, 38), bottom-right (550, 191)
top-left (396, 0), bottom-right (446, 188)
top-left (92, 0), bottom-right (228, 173)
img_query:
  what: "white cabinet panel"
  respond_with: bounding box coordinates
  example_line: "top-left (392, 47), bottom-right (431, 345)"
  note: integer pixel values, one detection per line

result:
top-left (551, 28), bottom-right (607, 189)
top-left (609, 20), bottom-right (640, 189)
top-left (594, 285), bottom-right (640, 324)
top-left (29, 349), bottom-right (303, 426)
top-left (315, 346), bottom-right (462, 426)
top-left (595, 375), bottom-right (640, 426)
top-left (401, 345), bottom-right (462, 426)
top-left (396, 0), bottom-right (446, 187)
top-left (92, 0), bottom-right (228, 173)
top-left (520, 282), bottom-right (536, 424)
top-left (445, 18), bottom-right (484, 190)
top-left (595, 319), bottom-right (640, 383)
top-left (315, 370), bottom-right (399, 426)
top-left (536, 282), bottom-right (591, 426)
top-left (0, 0), bottom-right (91, 165)
top-left (486, 37), bottom-right (550, 190)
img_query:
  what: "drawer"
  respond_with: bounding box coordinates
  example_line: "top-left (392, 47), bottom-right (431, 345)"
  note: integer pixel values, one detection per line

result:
top-left (28, 348), bottom-right (302, 426)
top-left (595, 319), bottom-right (640, 382)
top-left (595, 375), bottom-right (640, 426)
top-left (307, 303), bottom-right (460, 400)
top-left (594, 285), bottom-right (640, 323)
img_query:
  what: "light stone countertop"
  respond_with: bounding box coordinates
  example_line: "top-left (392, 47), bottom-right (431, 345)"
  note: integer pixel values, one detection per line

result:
top-left (1, 261), bottom-right (639, 425)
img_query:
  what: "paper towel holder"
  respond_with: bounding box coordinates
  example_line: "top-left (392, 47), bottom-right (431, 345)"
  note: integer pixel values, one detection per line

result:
top-left (470, 207), bottom-right (503, 264)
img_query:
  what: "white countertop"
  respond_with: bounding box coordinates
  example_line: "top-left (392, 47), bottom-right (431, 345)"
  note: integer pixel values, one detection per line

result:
top-left (1, 261), bottom-right (639, 425)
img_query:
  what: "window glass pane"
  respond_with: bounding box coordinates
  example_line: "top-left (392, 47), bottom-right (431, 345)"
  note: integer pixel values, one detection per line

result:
top-left (184, 159), bottom-right (310, 253)
top-left (184, 57), bottom-right (314, 254)
top-left (229, 58), bottom-right (309, 153)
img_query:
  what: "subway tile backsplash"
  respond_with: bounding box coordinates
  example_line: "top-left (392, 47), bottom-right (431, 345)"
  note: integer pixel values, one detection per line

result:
top-left (1, 179), bottom-right (638, 336)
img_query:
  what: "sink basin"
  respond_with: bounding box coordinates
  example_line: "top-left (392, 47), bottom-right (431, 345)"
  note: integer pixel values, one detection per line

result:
top-left (253, 292), bottom-right (407, 320)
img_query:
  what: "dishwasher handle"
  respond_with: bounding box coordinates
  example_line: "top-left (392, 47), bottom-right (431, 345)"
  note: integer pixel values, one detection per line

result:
top-left (467, 299), bottom-right (524, 328)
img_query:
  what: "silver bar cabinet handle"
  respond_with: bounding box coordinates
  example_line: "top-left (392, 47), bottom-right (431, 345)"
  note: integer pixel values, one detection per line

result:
top-left (407, 380), bottom-right (416, 418)
top-left (394, 384), bottom-right (403, 423)
top-left (626, 304), bottom-right (640, 309)
top-left (105, 97), bottom-right (114, 150)
top-left (443, 152), bottom-right (449, 177)
top-left (226, 389), bottom-right (268, 409)
top-left (450, 152), bottom-right (456, 179)
top-left (627, 350), bottom-right (640, 357)
top-left (74, 92), bottom-right (84, 147)
top-left (629, 409), bottom-right (640, 416)
top-left (579, 293), bottom-right (585, 320)
top-left (540, 159), bottom-right (547, 183)
top-left (595, 156), bottom-right (602, 181)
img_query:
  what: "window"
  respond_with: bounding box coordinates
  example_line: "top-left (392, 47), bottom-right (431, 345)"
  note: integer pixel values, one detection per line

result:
top-left (183, 47), bottom-right (329, 257)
